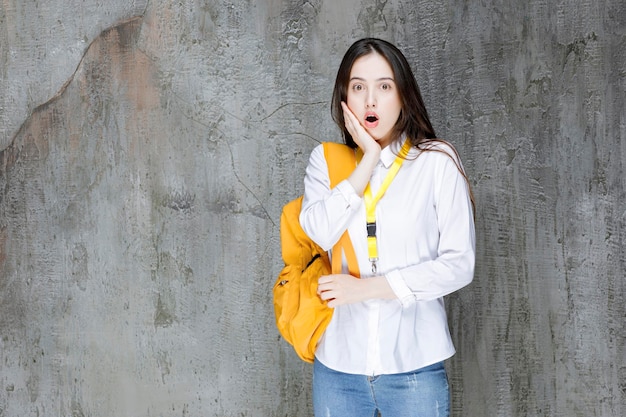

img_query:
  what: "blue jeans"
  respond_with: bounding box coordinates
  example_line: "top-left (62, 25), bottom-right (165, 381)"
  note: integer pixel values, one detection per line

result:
top-left (313, 359), bottom-right (450, 417)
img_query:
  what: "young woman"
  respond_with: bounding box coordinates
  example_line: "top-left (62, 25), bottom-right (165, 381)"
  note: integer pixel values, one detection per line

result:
top-left (299, 38), bottom-right (476, 417)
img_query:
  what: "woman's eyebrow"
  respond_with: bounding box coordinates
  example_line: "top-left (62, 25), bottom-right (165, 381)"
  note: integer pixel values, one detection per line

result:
top-left (349, 76), bottom-right (395, 82)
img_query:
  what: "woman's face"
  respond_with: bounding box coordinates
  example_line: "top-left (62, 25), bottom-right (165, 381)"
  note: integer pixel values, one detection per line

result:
top-left (346, 52), bottom-right (402, 149)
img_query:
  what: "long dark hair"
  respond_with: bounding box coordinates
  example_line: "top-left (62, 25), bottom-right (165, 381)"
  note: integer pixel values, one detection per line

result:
top-left (331, 38), bottom-right (475, 214)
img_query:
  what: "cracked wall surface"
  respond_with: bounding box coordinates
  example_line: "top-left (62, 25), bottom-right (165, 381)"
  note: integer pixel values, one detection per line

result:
top-left (0, 0), bottom-right (149, 149)
top-left (0, 0), bottom-right (625, 416)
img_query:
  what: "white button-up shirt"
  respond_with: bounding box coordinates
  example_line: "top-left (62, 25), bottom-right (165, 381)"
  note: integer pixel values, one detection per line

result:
top-left (300, 137), bottom-right (475, 375)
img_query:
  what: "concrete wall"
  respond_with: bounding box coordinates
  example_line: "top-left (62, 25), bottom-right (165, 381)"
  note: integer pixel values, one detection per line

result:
top-left (0, 1), bottom-right (624, 416)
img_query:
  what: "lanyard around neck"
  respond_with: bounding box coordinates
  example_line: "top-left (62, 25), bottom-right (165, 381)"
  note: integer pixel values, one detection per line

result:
top-left (358, 138), bottom-right (412, 273)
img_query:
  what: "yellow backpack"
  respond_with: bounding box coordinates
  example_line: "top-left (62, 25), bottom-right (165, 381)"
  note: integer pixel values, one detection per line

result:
top-left (273, 142), bottom-right (360, 363)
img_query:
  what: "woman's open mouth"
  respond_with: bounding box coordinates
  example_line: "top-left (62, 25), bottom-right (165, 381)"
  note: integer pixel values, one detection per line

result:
top-left (364, 112), bottom-right (379, 128)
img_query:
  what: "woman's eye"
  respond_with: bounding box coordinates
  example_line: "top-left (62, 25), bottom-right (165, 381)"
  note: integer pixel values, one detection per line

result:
top-left (352, 84), bottom-right (363, 91)
top-left (381, 83), bottom-right (390, 90)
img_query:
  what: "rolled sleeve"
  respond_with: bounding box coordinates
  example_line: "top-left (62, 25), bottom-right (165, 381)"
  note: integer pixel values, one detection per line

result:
top-left (385, 270), bottom-right (416, 307)
top-left (335, 179), bottom-right (361, 209)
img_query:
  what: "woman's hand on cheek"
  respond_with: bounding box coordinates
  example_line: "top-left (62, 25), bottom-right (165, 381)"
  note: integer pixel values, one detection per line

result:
top-left (342, 102), bottom-right (380, 156)
top-left (342, 101), bottom-right (381, 196)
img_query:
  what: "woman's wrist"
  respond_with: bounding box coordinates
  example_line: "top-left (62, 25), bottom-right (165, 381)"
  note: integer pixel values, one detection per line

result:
top-left (362, 276), bottom-right (397, 301)
top-left (347, 150), bottom-right (379, 196)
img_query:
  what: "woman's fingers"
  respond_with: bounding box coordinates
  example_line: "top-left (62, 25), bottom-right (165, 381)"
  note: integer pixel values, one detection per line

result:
top-left (317, 275), bottom-right (332, 295)
top-left (341, 102), bottom-right (361, 134)
top-left (317, 274), bottom-right (364, 307)
top-left (341, 101), bottom-right (355, 121)
top-left (341, 102), bottom-right (380, 155)
top-left (341, 102), bottom-right (358, 137)
top-left (317, 277), bottom-right (335, 302)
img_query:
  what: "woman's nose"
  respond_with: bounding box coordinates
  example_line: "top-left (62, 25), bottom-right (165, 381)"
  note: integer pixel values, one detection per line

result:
top-left (365, 91), bottom-right (376, 108)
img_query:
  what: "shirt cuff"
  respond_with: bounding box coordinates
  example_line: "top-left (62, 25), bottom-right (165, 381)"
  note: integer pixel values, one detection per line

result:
top-left (385, 270), bottom-right (415, 307)
top-left (335, 179), bottom-right (361, 208)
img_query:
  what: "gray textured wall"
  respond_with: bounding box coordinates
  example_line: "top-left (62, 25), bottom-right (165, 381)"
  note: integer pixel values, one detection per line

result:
top-left (0, 1), bottom-right (624, 416)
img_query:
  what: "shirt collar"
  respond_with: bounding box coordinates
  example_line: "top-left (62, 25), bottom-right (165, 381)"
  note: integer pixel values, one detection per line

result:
top-left (380, 135), bottom-right (407, 168)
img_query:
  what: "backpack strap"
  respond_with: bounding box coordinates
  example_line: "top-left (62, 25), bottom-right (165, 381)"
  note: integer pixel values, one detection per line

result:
top-left (322, 142), bottom-right (361, 278)
top-left (324, 142), bottom-right (357, 187)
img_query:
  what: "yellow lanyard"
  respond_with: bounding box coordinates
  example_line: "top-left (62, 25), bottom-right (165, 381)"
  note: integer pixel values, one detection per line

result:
top-left (359, 138), bottom-right (412, 273)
